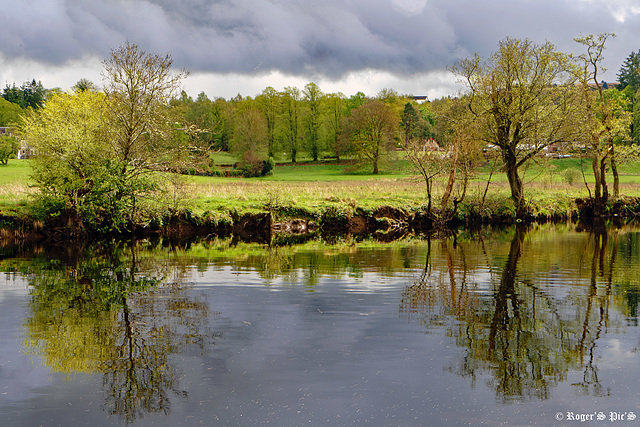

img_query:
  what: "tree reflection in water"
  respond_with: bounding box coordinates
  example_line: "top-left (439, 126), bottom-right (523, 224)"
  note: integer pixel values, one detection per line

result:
top-left (400, 224), bottom-right (628, 401)
top-left (21, 240), bottom-right (213, 424)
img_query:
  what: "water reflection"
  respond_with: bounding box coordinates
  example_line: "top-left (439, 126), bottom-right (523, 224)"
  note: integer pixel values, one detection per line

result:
top-left (3, 224), bottom-right (640, 425)
top-left (20, 241), bottom-right (213, 424)
top-left (400, 223), bottom-right (638, 402)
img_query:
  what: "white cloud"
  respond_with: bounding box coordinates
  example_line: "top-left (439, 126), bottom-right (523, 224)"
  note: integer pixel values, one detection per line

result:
top-left (0, 55), bottom-right (103, 91)
top-left (183, 69), bottom-right (459, 100)
top-left (0, 0), bottom-right (637, 99)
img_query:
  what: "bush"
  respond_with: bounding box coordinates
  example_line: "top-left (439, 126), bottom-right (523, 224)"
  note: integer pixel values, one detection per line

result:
top-left (0, 135), bottom-right (18, 165)
top-left (561, 168), bottom-right (581, 185)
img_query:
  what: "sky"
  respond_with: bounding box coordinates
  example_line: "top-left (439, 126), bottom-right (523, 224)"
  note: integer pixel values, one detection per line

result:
top-left (0, 0), bottom-right (639, 100)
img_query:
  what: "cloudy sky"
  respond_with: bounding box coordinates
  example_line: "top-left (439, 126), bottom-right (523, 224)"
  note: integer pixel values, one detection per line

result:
top-left (0, 0), bottom-right (639, 100)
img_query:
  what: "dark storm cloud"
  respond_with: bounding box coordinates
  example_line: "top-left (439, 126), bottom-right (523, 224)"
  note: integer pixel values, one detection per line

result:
top-left (0, 0), bottom-right (637, 78)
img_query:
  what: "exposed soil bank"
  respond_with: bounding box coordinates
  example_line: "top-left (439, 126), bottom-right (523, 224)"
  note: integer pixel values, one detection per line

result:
top-left (3, 197), bottom-right (640, 245)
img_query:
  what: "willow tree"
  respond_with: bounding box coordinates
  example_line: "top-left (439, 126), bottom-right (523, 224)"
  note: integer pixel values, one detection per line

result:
top-left (452, 37), bottom-right (578, 214)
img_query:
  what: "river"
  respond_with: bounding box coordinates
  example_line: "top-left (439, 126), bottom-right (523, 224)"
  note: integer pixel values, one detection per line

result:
top-left (1, 222), bottom-right (639, 426)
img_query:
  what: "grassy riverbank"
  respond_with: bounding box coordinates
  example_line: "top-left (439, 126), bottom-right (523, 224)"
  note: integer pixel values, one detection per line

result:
top-left (3, 157), bottom-right (640, 232)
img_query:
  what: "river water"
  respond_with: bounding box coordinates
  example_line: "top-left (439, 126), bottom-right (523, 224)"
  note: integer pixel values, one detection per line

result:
top-left (1, 222), bottom-right (640, 426)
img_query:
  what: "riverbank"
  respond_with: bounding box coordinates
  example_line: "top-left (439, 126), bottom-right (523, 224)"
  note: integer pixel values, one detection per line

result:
top-left (3, 189), bottom-right (640, 246)
top-left (3, 158), bottom-right (640, 242)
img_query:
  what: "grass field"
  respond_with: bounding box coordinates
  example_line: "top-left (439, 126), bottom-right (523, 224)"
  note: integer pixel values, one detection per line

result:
top-left (4, 156), bottom-right (640, 221)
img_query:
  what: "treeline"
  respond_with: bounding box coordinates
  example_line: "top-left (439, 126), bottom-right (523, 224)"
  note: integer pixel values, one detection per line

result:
top-left (2, 35), bottom-right (640, 235)
top-left (169, 84), bottom-right (435, 176)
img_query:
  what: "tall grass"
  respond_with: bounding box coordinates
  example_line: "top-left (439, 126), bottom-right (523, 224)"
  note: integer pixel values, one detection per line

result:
top-left (4, 157), bottom-right (640, 221)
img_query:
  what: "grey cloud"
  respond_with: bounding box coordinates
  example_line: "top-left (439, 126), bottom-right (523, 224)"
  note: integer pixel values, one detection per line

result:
top-left (0, 0), bottom-right (637, 80)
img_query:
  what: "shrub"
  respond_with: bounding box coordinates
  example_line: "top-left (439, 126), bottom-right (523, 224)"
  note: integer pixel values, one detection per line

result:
top-left (561, 168), bottom-right (581, 185)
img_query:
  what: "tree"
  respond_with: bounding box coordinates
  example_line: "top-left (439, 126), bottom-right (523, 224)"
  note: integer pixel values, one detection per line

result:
top-left (340, 100), bottom-right (397, 174)
top-left (302, 82), bottom-right (324, 161)
top-left (23, 42), bottom-right (192, 233)
top-left (575, 34), bottom-right (631, 208)
top-left (0, 134), bottom-right (19, 165)
top-left (617, 50), bottom-right (640, 92)
top-left (2, 79), bottom-right (46, 110)
top-left (2, 84), bottom-right (23, 107)
top-left (452, 37), bottom-right (578, 214)
top-left (401, 102), bottom-right (421, 147)
top-left (617, 50), bottom-right (640, 143)
top-left (72, 78), bottom-right (98, 93)
top-left (231, 107), bottom-right (270, 176)
top-left (256, 86), bottom-right (280, 158)
top-left (280, 86), bottom-right (302, 163)
top-left (0, 97), bottom-right (24, 126)
top-left (324, 92), bottom-right (347, 160)
top-left (346, 91), bottom-right (366, 112)
top-left (22, 90), bottom-right (113, 231)
top-left (102, 42), bottom-right (191, 227)
top-left (402, 98), bottom-right (480, 218)
top-left (178, 91), bottom-right (230, 153)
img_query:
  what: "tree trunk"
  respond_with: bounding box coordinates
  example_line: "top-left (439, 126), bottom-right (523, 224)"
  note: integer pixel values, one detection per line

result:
top-left (592, 154), bottom-right (602, 202)
top-left (611, 145), bottom-right (619, 199)
top-left (504, 155), bottom-right (524, 213)
top-left (441, 147), bottom-right (459, 208)
top-left (592, 151), bottom-right (609, 215)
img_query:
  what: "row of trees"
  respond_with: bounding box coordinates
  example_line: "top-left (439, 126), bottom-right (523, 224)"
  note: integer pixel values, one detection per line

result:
top-left (161, 35), bottom-right (640, 218)
top-left (169, 83), bottom-right (433, 172)
top-left (6, 34), bottom-right (640, 233)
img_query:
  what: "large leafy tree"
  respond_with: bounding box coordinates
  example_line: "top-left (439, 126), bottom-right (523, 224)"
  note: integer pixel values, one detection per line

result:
top-left (339, 99), bottom-right (397, 174)
top-left (22, 90), bottom-right (113, 230)
top-left (0, 97), bottom-right (24, 126)
top-left (324, 92), bottom-right (347, 160)
top-left (231, 107), bottom-right (270, 176)
top-left (302, 82), bottom-right (324, 161)
top-left (23, 42), bottom-right (192, 233)
top-left (452, 37), bottom-right (578, 213)
top-left (256, 86), bottom-right (280, 158)
top-left (280, 86), bottom-right (302, 163)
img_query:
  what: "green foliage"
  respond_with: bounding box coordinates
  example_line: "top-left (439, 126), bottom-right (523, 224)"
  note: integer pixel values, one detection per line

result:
top-left (72, 78), bottom-right (97, 93)
top-left (0, 97), bottom-right (24, 126)
top-left (340, 100), bottom-right (398, 174)
top-left (453, 37), bottom-right (578, 211)
top-left (617, 50), bottom-right (640, 92)
top-left (22, 43), bottom-right (192, 234)
top-left (561, 168), bottom-right (581, 185)
top-left (0, 135), bottom-right (19, 165)
top-left (22, 91), bottom-right (130, 232)
top-left (2, 79), bottom-right (46, 110)
top-left (302, 82), bottom-right (324, 161)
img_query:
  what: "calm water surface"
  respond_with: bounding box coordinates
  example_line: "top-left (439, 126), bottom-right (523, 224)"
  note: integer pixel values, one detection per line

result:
top-left (1, 223), bottom-right (640, 426)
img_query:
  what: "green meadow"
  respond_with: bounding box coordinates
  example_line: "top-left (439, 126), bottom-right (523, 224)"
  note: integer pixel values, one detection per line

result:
top-left (3, 156), bottom-right (640, 222)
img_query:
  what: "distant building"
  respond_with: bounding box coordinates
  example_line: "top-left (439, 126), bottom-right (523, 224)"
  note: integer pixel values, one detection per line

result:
top-left (0, 127), bottom-right (33, 159)
top-left (413, 95), bottom-right (429, 102)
